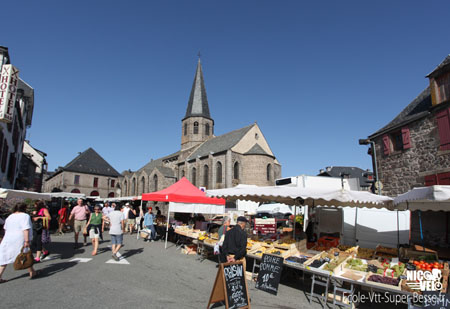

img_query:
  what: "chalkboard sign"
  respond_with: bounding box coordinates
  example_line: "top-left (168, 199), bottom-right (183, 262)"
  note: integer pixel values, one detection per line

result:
top-left (207, 261), bottom-right (250, 309)
top-left (255, 254), bottom-right (284, 295)
top-left (422, 291), bottom-right (450, 309)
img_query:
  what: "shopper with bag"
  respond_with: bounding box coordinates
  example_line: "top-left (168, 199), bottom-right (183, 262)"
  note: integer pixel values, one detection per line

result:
top-left (69, 199), bottom-right (90, 249)
top-left (0, 203), bottom-right (38, 283)
top-left (32, 201), bottom-right (51, 263)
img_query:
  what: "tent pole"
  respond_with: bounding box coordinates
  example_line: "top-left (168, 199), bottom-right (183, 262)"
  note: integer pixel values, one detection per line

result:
top-left (397, 209), bottom-right (400, 257)
top-left (354, 207), bottom-right (358, 246)
top-left (293, 202), bottom-right (297, 239)
top-left (165, 208), bottom-right (170, 249)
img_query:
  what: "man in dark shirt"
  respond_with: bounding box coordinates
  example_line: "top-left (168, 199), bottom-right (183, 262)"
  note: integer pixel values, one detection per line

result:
top-left (220, 216), bottom-right (248, 269)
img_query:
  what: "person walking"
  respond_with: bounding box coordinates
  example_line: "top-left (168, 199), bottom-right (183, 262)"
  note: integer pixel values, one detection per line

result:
top-left (68, 199), bottom-right (90, 249)
top-left (143, 207), bottom-right (156, 242)
top-left (107, 204), bottom-right (124, 261)
top-left (220, 216), bottom-right (249, 270)
top-left (0, 203), bottom-right (38, 283)
top-left (102, 202), bottom-right (113, 230)
top-left (84, 205), bottom-right (104, 256)
top-left (122, 203), bottom-right (130, 233)
top-left (57, 201), bottom-right (69, 235)
top-left (127, 204), bottom-right (137, 234)
top-left (32, 201), bottom-right (51, 263)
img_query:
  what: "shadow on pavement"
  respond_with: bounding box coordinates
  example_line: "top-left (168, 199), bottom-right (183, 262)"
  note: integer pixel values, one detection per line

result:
top-left (34, 261), bottom-right (78, 279)
top-left (122, 248), bottom-right (144, 258)
top-left (45, 241), bottom-right (87, 259)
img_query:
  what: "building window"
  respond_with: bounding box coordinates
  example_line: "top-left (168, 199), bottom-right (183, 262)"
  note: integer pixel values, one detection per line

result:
top-left (123, 180), bottom-right (128, 196)
top-left (436, 73), bottom-right (450, 104)
top-left (203, 165), bottom-right (209, 188)
top-left (1, 142), bottom-right (8, 173)
top-left (131, 178), bottom-right (136, 195)
top-left (383, 127), bottom-right (411, 155)
top-left (425, 172), bottom-right (450, 186)
top-left (140, 176), bottom-right (145, 194)
top-left (71, 189), bottom-right (80, 193)
top-left (181, 169), bottom-right (185, 178)
top-left (74, 175), bottom-right (80, 185)
top-left (233, 162), bottom-right (239, 180)
top-left (108, 192), bottom-right (115, 198)
top-left (7, 153), bottom-right (16, 183)
top-left (216, 162), bottom-right (222, 183)
top-left (205, 123), bottom-right (210, 136)
top-left (184, 123), bottom-right (187, 136)
top-left (267, 164), bottom-right (272, 181)
top-left (93, 177), bottom-right (98, 188)
top-left (110, 179), bottom-right (115, 188)
top-left (194, 122), bottom-right (199, 134)
top-left (436, 108), bottom-right (450, 150)
top-left (90, 190), bottom-right (99, 196)
top-left (153, 174), bottom-right (158, 191)
top-left (390, 131), bottom-right (403, 151)
top-left (192, 167), bottom-right (197, 186)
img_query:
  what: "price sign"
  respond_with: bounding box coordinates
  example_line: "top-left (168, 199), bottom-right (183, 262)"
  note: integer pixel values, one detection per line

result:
top-left (254, 218), bottom-right (276, 235)
top-left (255, 254), bottom-right (283, 295)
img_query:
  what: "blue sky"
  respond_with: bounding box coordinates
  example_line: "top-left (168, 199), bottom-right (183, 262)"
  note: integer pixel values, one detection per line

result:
top-left (2, 0), bottom-right (450, 178)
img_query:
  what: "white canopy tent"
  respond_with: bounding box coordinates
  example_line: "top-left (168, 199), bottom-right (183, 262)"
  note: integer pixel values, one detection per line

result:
top-left (169, 202), bottom-right (225, 214)
top-left (0, 189), bottom-right (51, 201)
top-left (207, 185), bottom-right (393, 235)
top-left (48, 192), bottom-right (86, 199)
top-left (394, 185), bottom-right (450, 211)
top-left (207, 185), bottom-right (394, 209)
top-left (95, 196), bottom-right (141, 203)
top-left (257, 203), bottom-right (297, 215)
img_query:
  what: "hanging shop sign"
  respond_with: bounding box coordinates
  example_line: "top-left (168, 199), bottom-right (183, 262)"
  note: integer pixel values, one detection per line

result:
top-left (0, 64), bottom-right (19, 123)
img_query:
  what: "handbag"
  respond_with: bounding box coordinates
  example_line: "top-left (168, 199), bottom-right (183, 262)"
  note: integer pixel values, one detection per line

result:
top-left (13, 247), bottom-right (34, 270)
top-left (33, 219), bottom-right (43, 232)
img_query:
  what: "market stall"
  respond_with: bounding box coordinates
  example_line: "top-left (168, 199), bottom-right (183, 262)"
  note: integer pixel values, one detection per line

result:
top-left (0, 189), bottom-right (51, 202)
top-left (394, 185), bottom-right (450, 259)
top-left (142, 177), bottom-right (226, 249)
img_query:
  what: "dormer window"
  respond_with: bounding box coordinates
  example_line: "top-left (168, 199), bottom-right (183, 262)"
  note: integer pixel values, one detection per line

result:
top-left (436, 73), bottom-right (450, 104)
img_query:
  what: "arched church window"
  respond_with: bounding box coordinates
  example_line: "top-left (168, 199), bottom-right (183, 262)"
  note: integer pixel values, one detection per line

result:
top-left (267, 164), bottom-right (272, 181)
top-left (153, 174), bottom-right (158, 191)
top-left (234, 162), bottom-right (239, 180)
top-left (194, 122), bottom-right (199, 134)
top-left (184, 123), bottom-right (187, 136)
top-left (205, 123), bottom-right (210, 136)
top-left (192, 167), bottom-right (197, 186)
top-left (203, 165), bottom-right (209, 188)
top-left (216, 162), bottom-right (222, 183)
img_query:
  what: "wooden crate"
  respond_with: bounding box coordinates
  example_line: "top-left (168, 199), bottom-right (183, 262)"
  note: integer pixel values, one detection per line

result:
top-left (374, 245), bottom-right (398, 259)
top-left (400, 247), bottom-right (439, 261)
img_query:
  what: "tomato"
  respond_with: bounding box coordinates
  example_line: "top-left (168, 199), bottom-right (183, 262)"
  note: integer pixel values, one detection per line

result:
top-left (414, 261), bottom-right (419, 265)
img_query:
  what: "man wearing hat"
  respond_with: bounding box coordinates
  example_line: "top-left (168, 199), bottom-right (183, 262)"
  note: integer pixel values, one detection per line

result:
top-left (220, 216), bottom-right (249, 269)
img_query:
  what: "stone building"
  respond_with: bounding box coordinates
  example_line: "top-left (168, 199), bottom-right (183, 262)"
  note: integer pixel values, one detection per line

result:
top-left (0, 46), bottom-right (35, 189)
top-left (16, 141), bottom-right (47, 192)
top-left (364, 54), bottom-right (450, 197)
top-left (121, 59), bottom-right (281, 201)
top-left (43, 148), bottom-right (122, 197)
top-left (363, 55), bottom-right (450, 248)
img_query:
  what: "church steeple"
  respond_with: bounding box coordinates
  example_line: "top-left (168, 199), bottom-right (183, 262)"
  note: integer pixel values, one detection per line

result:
top-left (181, 58), bottom-right (214, 150)
top-left (184, 58), bottom-right (212, 120)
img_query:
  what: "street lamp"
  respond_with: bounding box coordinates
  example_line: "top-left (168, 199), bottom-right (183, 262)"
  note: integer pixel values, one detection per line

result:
top-left (359, 138), bottom-right (381, 195)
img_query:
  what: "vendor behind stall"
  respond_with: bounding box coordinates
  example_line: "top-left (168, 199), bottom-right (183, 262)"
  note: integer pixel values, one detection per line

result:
top-left (220, 216), bottom-right (248, 270)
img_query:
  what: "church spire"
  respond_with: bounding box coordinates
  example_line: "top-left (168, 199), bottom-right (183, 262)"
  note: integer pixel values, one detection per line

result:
top-left (184, 58), bottom-right (211, 120)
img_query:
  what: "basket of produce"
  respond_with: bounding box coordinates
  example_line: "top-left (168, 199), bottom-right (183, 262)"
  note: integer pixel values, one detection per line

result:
top-left (274, 238), bottom-right (297, 250)
top-left (344, 258), bottom-right (369, 274)
top-left (249, 246), bottom-right (270, 258)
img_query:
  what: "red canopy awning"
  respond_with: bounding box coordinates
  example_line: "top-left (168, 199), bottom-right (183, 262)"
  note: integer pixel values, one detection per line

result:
top-left (141, 177), bottom-right (225, 205)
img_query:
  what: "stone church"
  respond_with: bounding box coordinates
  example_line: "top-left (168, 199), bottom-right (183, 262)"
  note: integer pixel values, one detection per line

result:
top-left (120, 59), bottom-right (281, 197)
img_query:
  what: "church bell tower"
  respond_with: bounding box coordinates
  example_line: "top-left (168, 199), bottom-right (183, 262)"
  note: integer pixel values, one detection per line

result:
top-left (181, 58), bottom-right (214, 150)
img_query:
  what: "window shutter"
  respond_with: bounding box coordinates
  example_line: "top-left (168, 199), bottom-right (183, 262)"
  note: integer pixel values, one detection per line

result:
top-left (424, 174), bottom-right (438, 186)
top-left (382, 135), bottom-right (391, 155)
top-left (437, 172), bottom-right (450, 185)
top-left (436, 109), bottom-right (450, 150)
top-left (401, 127), bottom-right (411, 149)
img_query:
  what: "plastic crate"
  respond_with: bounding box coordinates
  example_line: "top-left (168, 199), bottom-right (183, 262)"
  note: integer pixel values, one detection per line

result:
top-left (317, 236), bottom-right (340, 248)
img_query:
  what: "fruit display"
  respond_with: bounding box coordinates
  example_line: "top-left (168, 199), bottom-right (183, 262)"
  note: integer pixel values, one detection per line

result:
top-left (268, 249), bottom-right (282, 256)
top-left (311, 245), bottom-right (329, 252)
top-left (357, 248), bottom-right (375, 259)
top-left (210, 232), bottom-right (219, 240)
top-left (310, 259), bottom-right (328, 268)
top-left (251, 247), bottom-right (268, 257)
top-left (368, 261), bottom-right (405, 278)
top-left (286, 255), bottom-right (311, 265)
top-left (367, 274), bottom-right (399, 286)
top-left (323, 254), bottom-right (348, 272)
top-left (345, 258), bottom-right (368, 272)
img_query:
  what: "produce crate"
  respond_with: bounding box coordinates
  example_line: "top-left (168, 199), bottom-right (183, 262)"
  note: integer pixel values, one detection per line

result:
top-left (374, 245), bottom-right (398, 259)
top-left (341, 257), bottom-right (370, 277)
top-left (365, 272), bottom-right (402, 291)
top-left (284, 254), bottom-right (316, 267)
top-left (249, 246), bottom-right (272, 258)
top-left (266, 247), bottom-right (295, 258)
top-left (318, 236), bottom-right (340, 248)
top-left (400, 247), bottom-right (439, 262)
top-left (274, 240), bottom-right (297, 250)
top-left (357, 247), bottom-right (375, 260)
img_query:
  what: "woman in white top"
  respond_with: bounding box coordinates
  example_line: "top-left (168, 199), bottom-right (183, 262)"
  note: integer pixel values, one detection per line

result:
top-left (0, 203), bottom-right (38, 283)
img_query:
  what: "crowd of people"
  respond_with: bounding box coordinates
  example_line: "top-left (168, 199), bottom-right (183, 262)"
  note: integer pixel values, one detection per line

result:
top-left (0, 198), bottom-right (164, 283)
